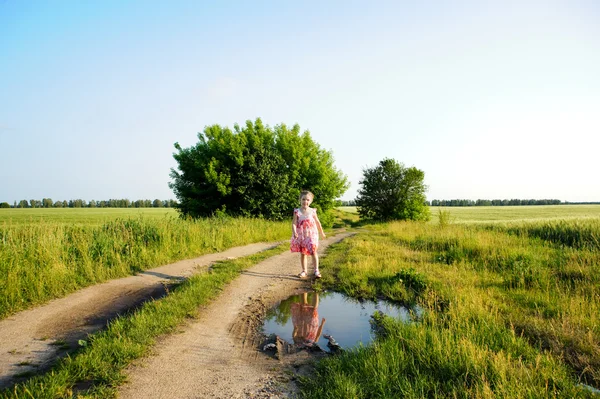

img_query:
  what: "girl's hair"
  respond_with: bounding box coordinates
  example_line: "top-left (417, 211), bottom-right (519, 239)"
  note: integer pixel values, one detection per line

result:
top-left (299, 190), bottom-right (314, 200)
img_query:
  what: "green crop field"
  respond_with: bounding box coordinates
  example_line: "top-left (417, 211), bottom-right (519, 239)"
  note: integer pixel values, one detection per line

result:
top-left (339, 205), bottom-right (600, 224)
top-left (430, 205), bottom-right (600, 223)
top-left (0, 207), bottom-right (178, 226)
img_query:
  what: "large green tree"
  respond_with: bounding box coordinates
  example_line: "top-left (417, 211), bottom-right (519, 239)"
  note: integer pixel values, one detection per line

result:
top-left (356, 158), bottom-right (430, 221)
top-left (169, 118), bottom-right (348, 221)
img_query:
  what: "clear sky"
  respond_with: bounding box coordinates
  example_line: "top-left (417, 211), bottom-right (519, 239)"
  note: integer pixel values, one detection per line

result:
top-left (1, 0), bottom-right (599, 203)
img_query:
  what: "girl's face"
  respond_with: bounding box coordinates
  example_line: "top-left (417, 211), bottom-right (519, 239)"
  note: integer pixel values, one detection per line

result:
top-left (300, 194), bottom-right (313, 208)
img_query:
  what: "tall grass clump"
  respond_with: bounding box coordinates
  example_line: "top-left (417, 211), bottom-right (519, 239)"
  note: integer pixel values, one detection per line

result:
top-left (0, 216), bottom-right (289, 319)
top-left (310, 219), bottom-right (600, 397)
top-left (437, 208), bottom-right (453, 228)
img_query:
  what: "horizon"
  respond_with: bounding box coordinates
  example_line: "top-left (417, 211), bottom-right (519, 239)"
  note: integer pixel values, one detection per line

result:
top-left (1, 1), bottom-right (599, 203)
top-left (3, 197), bottom-right (600, 208)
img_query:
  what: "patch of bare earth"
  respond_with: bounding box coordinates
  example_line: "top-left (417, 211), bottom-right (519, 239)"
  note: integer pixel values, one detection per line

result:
top-left (118, 232), bottom-right (354, 399)
top-left (0, 242), bottom-right (279, 389)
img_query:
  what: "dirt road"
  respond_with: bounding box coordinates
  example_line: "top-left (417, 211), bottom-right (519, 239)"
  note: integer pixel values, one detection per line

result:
top-left (118, 232), bottom-right (353, 399)
top-left (0, 242), bottom-right (279, 389)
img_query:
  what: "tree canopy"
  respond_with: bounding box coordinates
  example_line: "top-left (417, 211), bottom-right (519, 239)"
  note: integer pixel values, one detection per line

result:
top-left (356, 158), bottom-right (429, 221)
top-left (169, 118), bottom-right (348, 221)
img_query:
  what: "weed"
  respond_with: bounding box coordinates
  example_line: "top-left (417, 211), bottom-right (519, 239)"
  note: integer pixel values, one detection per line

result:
top-left (437, 208), bottom-right (453, 228)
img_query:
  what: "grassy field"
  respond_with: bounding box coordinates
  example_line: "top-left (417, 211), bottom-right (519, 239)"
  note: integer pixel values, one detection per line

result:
top-left (2, 206), bottom-right (600, 397)
top-left (0, 209), bottom-right (290, 319)
top-left (339, 205), bottom-right (600, 224)
top-left (0, 208), bottom-right (178, 226)
top-left (306, 218), bottom-right (600, 398)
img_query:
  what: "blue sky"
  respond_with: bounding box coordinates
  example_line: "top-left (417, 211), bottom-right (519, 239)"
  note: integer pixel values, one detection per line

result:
top-left (1, 1), bottom-right (599, 203)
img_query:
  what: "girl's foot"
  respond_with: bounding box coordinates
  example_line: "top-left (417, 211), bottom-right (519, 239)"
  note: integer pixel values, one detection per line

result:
top-left (298, 271), bottom-right (307, 278)
top-left (314, 270), bottom-right (321, 279)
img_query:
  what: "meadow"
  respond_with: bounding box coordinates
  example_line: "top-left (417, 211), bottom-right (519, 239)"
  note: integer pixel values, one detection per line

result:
top-left (0, 207), bottom-right (178, 226)
top-left (2, 205), bottom-right (600, 397)
top-left (306, 210), bottom-right (600, 398)
top-left (340, 204), bottom-right (600, 224)
top-left (0, 208), bottom-right (290, 319)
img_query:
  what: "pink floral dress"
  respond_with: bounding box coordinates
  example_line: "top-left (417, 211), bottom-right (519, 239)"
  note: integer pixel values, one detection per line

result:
top-left (290, 207), bottom-right (319, 255)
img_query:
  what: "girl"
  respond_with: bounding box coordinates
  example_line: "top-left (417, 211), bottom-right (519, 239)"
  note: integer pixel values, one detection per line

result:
top-left (290, 190), bottom-right (326, 278)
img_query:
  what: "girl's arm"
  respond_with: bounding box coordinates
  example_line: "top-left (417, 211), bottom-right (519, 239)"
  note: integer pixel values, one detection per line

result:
top-left (292, 211), bottom-right (298, 238)
top-left (313, 210), bottom-right (326, 238)
top-left (315, 318), bottom-right (326, 341)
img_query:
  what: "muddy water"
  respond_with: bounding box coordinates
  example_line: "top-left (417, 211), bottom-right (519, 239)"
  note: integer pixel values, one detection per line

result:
top-left (263, 291), bottom-right (420, 352)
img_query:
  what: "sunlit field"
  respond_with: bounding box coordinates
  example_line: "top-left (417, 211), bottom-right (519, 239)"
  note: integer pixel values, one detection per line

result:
top-left (0, 207), bottom-right (178, 226)
top-left (2, 206), bottom-right (600, 397)
top-left (339, 205), bottom-right (600, 224)
top-left (307, 217), bottom-right (600, 397)
top-left (0, 209), bottom-right (289, 319)
top-left (430, 205), bottom-right (600, 224)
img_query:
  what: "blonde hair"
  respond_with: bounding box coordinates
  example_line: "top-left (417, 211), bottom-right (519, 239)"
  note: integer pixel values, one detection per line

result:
top-left (299, 190), bottom-right (314, 200)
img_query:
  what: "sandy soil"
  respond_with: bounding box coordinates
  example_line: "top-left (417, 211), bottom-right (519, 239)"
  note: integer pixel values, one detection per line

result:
top-left (0, 242), bottom-right (280, 389)
top-left (118, 232), bottom-right (354, 399)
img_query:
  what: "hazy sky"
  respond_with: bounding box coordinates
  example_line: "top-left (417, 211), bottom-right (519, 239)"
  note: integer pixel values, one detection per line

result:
top-left (1, 1), bottom-right (599, 203)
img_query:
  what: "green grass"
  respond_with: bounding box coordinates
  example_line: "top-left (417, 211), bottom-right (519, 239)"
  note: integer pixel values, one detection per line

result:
top-left (4, 207), bottom-right (600, 397)
top-left (331, 208), bottom-right (361, 228)
top-left (0, 244), bottom-right (289, 399)
top-left (306, 219), bottom-right (600, 398)
top-left (0, 213), bottom-right (290, 319)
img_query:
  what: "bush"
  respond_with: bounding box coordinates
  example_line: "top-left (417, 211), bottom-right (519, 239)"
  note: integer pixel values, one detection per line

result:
top-left (169, 118), bottom-right (348, 220)
top-left (356, 158), bottom-right (430, 221)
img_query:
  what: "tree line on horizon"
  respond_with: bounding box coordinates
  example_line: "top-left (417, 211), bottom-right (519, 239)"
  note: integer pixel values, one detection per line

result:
top-left (430, 198), bottom-right (563, 206)
top-left (339, 199), bottom-right (600, 207)
top-left (0, 198), bottom-right (178, 209)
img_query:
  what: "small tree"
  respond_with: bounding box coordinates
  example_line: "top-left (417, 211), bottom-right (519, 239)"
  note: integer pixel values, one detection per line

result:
top-left (356, 158), bottom-right (430, 221)
top-left (0, 202), bottom-right (10, 208)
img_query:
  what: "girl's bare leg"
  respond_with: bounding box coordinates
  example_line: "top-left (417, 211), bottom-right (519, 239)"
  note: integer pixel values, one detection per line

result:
top-left (309, 292), bottom-right (319, 307)
top-left (300, 254), bottom-right (308, 274)
top-left (312, 252), bottom-right (319, 273)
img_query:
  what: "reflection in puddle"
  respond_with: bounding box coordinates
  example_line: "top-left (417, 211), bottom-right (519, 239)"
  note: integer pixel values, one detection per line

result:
top-left (264, 291), bottom-right (420, 352)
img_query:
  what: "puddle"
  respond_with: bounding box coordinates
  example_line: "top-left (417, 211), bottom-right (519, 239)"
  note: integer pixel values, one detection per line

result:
top-left (579, 383), bottom-right (600, 395)
top-left (263, 291), bottom-right (420, 352)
